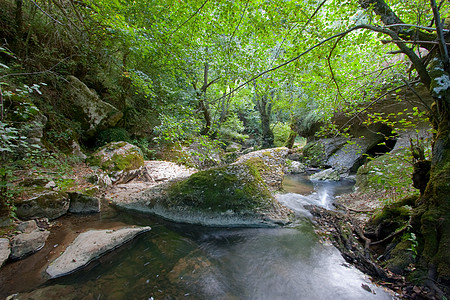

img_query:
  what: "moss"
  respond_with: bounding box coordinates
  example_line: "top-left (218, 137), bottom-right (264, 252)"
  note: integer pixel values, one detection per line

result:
top-left (302, 141), bottom-right (325, 167)
top-left (385, 238), bottom-right (415, 274)
top-left (167, 163), bottom-right (273, 213)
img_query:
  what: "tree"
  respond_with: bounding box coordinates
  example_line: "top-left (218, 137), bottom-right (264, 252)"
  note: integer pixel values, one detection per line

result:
top-left (352, 0), bottom-right (450, 286)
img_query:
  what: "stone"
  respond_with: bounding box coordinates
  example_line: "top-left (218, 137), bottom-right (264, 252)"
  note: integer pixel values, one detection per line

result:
top-left (310, 168), bottom-right (341, 181)
top-left (0, 238), bottom-right (10, 267)
top-left (71, 140), bottom-right (87, 161)
top-left (16, 220), bottom-right (38, 233)
top-left (15, 191), bottom-right (70, 220)
top-left (226, 142), bottom-right (242, 153)
top-left (88, 141), bottom-right (144, 184)
top-left (65, 76), bottom-right (123, 138)
top-left (112, 161), bottom-right (293, 227)
top-left (285, 160), bottom-right (306, 174)
top-left (20, 112), bottom-right (47, 150)
top-left (68, 192), bottom-right (100, 214)
top-left (10, 230), bottom-right (50, 260)
top-left (234, 147), bottom-right (289, 191)
top-left (44, 181), bottom-right (56, 189)
top-left (7, 285), bottom-right (78, 300)
top-left (46, 226), bottom-right (151, 278)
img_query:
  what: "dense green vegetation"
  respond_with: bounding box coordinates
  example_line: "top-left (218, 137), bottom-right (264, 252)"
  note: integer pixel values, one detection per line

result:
top-left (1, 0), bottom-right (450, 291)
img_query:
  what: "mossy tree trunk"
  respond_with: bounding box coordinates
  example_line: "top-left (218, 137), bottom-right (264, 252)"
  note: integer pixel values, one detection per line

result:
top-left (357, 0), bottom-right (450, 283)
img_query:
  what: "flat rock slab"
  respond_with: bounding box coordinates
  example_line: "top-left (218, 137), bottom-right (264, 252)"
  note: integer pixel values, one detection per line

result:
top-left (0, 238), bottom-right (10, 267)
top-left (46, 226), bottom-right (151, 278)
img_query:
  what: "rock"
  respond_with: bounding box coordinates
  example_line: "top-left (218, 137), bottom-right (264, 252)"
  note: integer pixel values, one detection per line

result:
top-left (310, 168), bottom-right (341, 181)
top-left (15, 191), bottom-right (70, 220)
top-left (71, 140), bottom-right (87, 161)
top-left (326, 137), bottom-right (383, 173)
top-left (65, 75), bottom-right (123, 138)
top-left (88, 141), bottom-right (144, 184)
top-left (302, 138), bottom-right (347, 167)
top-left (46, 226), bottom-right (151, 278)
top-left (16, 220), bottom-right (38, 233)
top-left (234, 147), bottom-right (289, 190)
top-left (0, 238), bottom-right (10, 267)
top-left (10, 230), bottom-right (50, 260)
top-left (226, 142), bottom-right (242, 153)
top-left (113, 162), bottom-right (293, 227)
top-left (21, 112), bottom-right (47, 150)
top-left (44, 181), bottom-right (56, 189)
top-left (285, 160), bottom-right (306, 174)
top-left (68, 192), bottom-right (100, 214)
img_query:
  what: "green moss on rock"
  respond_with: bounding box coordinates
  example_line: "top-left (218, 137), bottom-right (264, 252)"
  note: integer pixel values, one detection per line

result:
top-left (167, 163), bottom-right (273, 213)
top-left (88, 141), bottom-right (144, 173)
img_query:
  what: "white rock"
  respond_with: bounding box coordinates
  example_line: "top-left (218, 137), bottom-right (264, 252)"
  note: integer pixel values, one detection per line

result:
top-left (46, 226), bottom-right (151, 278)
top-left (0, 238), bottom-right (10, 267)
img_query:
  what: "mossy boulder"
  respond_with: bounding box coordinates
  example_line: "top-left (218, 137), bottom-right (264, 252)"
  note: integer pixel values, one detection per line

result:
top-left (113, 162), bottom-right (293, 227)
top-left (88, 141), bottom-right (144, 183)
top-left (64, 76), bottom-right (123, 139)
top-left (15, 191), bottom-right (70, 220)
top-left (384, 238), bottom-right (416, 275)
top-left (234, 147), bottom-right (289, 191)
top-left (68, 190), bottom-right (100, 214)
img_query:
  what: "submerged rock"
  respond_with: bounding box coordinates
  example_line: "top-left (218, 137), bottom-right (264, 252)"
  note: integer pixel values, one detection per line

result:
top-left (15, 191), bottom-right (70, 220)
top-left (0, 238), bottom-right (10, 267)
top-left (46, 226), bottom-right (151, 278)
top-left (10, 230), bottom-right (50, 260)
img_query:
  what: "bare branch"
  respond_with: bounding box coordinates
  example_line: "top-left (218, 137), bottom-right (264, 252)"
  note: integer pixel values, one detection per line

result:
top-left (29, 0), bottom-right (64, 25)
top-left (384, 23), bottom-right (449, 33)
top-left (228, 0), bottom-right (250, 50)
top-left (327, 35), bottom-right (346, 101)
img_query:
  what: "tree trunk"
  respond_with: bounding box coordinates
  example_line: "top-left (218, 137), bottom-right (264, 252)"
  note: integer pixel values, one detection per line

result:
top-left (257, 93), bottom-right (274, 148)
top-left (416, 59), bottom-right (450, 281)
top-left (285, 116), bottom-right (297, 149)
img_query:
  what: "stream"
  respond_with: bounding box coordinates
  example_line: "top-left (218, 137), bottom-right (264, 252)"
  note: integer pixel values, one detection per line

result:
top-left (0, 175), bottom-right (394, 300)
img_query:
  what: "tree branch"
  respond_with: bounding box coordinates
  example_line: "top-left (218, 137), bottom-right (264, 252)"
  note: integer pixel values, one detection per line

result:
top-left (169, 0), bottom-right (209, 37)
top-left (29, 0), bottom-right (64, 25)
top-left (430, 0), bottom-right (449, 66)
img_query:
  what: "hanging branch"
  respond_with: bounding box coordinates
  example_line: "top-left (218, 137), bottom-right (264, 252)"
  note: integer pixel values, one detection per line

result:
top-left (29, 0), bottom-right (64, 25)
top-left (327, 35), bottom-right (346, 102)
top-left (169, 0), bottom-right (209, 37)
top-left (228, 0), bottom-right (250, 51)
top-left (214, 24), bottom-right (431, 103)
top-left (430, 0), bottom-right (449, 66)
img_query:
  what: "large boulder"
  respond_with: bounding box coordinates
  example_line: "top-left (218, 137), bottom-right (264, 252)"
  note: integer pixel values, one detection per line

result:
top-left (113, 161), bottom-right (293, 227)
top-left (46, 226), bottom-right (151, 278)
top-left (234, 147), bottom-right (289, 191)
top-left (65, 75), bottom-right (123, 138)
top-left (88, 141), bottom-right (145, 184)
top-left (15, 191), bottom-right (70, 220)
top-left (10, 229), bottom-right (50, 260)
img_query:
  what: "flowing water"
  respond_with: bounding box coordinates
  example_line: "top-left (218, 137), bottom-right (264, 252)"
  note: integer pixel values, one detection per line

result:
top-left (1, 175), bottom-right (394, 300)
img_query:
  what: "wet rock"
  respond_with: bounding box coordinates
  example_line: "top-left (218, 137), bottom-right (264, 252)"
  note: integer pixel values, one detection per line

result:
top-left (68, 192), bottom-right (100, 214)
top-left (0, 238), bottom-right (10, 267)
top-left (285, 160), bottom-right (306, 174)
top-left (65, 75), bottom-right (123, 138)
top-left (15, 191), bottom-right (70, 220)
top-left (310, 168), bottom-right (340, 181)
top-left (88, 141), bottom-right (144, 184)
top-left (10, 230), bottom-right (50, 260)
top-left (16, 220), bottom-right (38, 233)
top-left (46, 226), bottom-right (151, 278)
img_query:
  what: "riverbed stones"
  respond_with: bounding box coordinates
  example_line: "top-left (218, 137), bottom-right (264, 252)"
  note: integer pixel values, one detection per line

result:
top-left (46, 226), bottom-right (151, 278)
top-left (10, 229), bottom-right (50, 260)
top-left (0, 238), bottom-right (10, 267)
top-left (15, 191), bottom-right (70, 220)
top-left (16, 220), bottom-right (38, 233)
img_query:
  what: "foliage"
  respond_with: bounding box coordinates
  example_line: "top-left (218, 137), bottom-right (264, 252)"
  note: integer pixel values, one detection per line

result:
top-left (272, 122), bottom-right (291, 147)
top-left (96, 128), bottom-right (131, 147)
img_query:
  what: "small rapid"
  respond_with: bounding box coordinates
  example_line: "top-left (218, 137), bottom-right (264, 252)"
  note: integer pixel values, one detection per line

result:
top-left (278, 174), bottom-right (355, 216)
